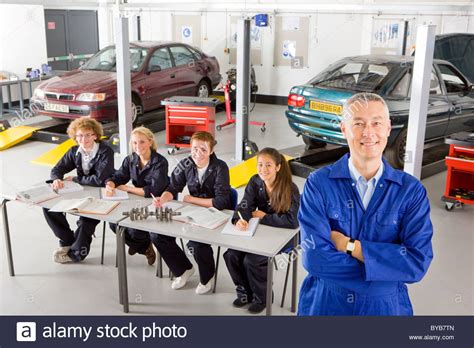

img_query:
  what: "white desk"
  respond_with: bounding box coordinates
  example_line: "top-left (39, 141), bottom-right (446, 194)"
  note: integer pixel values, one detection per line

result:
top-left (1, 185), bottom-right (151, 277)
top-left (116, 206), bottom-right (299, 315)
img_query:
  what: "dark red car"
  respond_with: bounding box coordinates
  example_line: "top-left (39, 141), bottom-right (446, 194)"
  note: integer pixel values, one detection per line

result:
top-left (31, 41), bottom-right (221, 123)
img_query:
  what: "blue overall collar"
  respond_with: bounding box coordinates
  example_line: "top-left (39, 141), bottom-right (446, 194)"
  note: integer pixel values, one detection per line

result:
top-left (328, 153), bottom-right (403, 185)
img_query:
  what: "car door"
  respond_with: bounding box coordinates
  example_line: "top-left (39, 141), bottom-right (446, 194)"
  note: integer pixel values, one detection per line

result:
top-left (143, 46), bottom-right (178, 110)
top-left (169, 45), bottom-right (201, 96)
top-left (436, 63), bottom-right (474, 135)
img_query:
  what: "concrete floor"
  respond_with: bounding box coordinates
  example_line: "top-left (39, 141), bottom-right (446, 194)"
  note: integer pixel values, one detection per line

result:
top-left (0, 103), bottom-right (472, 315)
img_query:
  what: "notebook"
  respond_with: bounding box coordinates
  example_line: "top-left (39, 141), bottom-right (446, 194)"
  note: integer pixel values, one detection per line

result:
top-left (57, 181), bottom-right (83, 194)
top-left (221, 217), bottom-right (260, 237)
top-left (49, 197), bottom-right (120, 215)
top-left (100, 188), bottom-right (129, 201)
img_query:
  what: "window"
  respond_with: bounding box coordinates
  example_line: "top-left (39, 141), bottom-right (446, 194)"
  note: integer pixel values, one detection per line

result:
top-left (82, 47), bottom-right (148, 72)
top-left (429, 70), bottom-right (442, 95)
top-left (188, 46), bottom-right (203, 60)
top-left (389, 71), bottom-right (412, 98)
top-left (169, 46), bottom-right (196, 67)
top-left (438, 64), bottom-right (467, 93)
top-left (148, 47), bottom-right (172, 70)
top-left (309, 62), bottom-right (393, 92)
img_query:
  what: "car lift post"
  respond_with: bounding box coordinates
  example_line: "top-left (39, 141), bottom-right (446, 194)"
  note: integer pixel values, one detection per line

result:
top-left (235, 18), bottom-right (251, 161)
top-left (114, 14), bottom-right (133, 158)
top-left (404, 25), bottom-right (436, 179)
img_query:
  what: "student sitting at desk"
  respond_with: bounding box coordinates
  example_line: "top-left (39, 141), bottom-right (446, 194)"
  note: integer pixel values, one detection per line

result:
top-left (105, 126), bottom-right (169, 266)
top-left (43, 117), bottom-right (115, 263)
top-left (224, 147), bottom-right (300, 314)
top-left (152, 131), bottom-right (232, 295)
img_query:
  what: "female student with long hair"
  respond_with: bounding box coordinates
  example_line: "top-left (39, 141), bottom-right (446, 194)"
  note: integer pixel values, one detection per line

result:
top-left (152, 131), bottom-right (232, 295)
top-left (106, 126), bottom-right (169, 265)
top-left (224, 147), bottom-right (300, 314)
top-left (43, 117), bottom-right (115, 263)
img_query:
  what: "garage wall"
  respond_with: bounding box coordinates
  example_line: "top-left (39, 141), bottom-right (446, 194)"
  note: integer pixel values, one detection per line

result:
top-left (0, 4), bottom-right (48, 103)
top-left (99, 7), bottom-right (472, 97)
top-left (1, 1), bottom-right (473, 103)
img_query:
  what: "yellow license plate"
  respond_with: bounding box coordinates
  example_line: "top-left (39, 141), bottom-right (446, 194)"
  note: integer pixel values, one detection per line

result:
top-left (310, 101), bottom-right (342, 115)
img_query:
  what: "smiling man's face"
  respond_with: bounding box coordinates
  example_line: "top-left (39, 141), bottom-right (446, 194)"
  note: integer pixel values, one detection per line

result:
top-left (341, 100), bottom-right (391, 163)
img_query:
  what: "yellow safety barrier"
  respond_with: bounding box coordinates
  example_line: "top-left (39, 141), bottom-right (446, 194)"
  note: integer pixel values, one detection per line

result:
top-left (30, 138), bottom-right (76, 167)
top-left (0, 126), bottom-right (37, 151)
top-left (229, 154), bottom-right (293, 188)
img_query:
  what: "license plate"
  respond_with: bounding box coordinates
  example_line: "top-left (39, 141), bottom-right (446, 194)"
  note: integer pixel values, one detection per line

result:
top-left (44, 102), bottom-right (69, 113)
top-left (310, 100), bottom-right (342, 115)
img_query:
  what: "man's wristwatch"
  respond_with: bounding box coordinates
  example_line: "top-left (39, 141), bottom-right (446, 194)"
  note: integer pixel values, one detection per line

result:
top-left (346, 238), bottom-right (356, 256)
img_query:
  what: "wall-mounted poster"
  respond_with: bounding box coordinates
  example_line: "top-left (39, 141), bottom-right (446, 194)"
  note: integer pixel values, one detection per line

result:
top-left (282, 40), bottom-right (296, 59)
top-left (371, 18), bottom-right (407, 55)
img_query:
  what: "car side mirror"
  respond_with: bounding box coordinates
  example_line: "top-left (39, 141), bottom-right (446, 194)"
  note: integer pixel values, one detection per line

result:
top-left (147, 65), bottom-right (161, 74)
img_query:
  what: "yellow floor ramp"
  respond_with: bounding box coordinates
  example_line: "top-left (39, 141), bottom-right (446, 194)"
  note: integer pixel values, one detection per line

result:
top-left (0, 126), bottom-right (38, 151)
top-left (30, 138), bottom-right (76, 167)
top-left (229, 154), bottom-right (293, 188)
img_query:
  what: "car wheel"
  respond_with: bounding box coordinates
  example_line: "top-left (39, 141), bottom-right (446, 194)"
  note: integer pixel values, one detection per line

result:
top-left (196, 80), bottom-right (211, 98)
top-left (384, 128), bottom-right (407, 169)
top-left (131, 96), bottom-right (143, 126)
top-left (302, 135), bottom-right (327, 149)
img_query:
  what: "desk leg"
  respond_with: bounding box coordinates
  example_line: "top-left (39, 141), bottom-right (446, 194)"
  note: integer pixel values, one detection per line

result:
top-left (116, 228), bottom-right (123, 304)
top-left (18, 82), bottom-right (24, 115)
top-left (291, 232), bottom-right (299, 313)
top-left (1, 199), bottom-right (14, 276)
top-left (7, 85), bottom-right (12, 110)
top-left (266, 256), bottom-right (273, 316)
top-left (118, 226), bottom-right (129, 313)
top-left (0, 87), bottom-right (4, 116)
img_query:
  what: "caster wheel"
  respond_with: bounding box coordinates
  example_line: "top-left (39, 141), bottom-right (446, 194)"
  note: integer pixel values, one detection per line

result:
top-left (167, 148), bottom-right (176, 155)
top-left (261, 126), bottom-right (266, 132)
top-left (216, 125), bottom-right (222, 131)
top-left (445, 203), bottom-right (454, 211)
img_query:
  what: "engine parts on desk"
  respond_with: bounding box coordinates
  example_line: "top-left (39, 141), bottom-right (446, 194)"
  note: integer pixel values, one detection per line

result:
top-left (123, 207), bottom-right (181, 221)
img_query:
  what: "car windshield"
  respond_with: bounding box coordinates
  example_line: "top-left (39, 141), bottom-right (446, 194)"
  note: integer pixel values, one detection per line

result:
top-left (82, 47), bottom-right (148, 72)
top-left (309, 62), bottom-right (395, 92)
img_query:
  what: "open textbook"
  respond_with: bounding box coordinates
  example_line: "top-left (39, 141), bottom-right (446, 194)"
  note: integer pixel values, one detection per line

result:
top-left (221, 217), bottom-right (260, 237)
top-left (17, 185), bottom-right (59, 204)
top-left (173, 205), bottom-right (230, 229)
top-left (49, 197), bottom-right (119, 215)
top-left (17, 182), bottom-right (84, 204)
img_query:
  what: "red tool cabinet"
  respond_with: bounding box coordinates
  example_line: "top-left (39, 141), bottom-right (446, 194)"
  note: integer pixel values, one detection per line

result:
top-left (161, 96), bottom-right (220, 155)
top-left (441, 132), bottom-right (474, 211)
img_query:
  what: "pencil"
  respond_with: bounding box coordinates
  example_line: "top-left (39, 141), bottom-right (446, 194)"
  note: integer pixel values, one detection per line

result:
top-left (237, 211), bottom-right (246, 222)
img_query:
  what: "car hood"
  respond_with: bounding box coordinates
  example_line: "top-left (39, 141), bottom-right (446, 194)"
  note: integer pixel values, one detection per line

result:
top-left (39, 70), bottom-right (118, 93)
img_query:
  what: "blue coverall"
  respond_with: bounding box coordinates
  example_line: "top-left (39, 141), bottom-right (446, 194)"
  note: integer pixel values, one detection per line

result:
top-left (298, 154), bottom-right (433, 316)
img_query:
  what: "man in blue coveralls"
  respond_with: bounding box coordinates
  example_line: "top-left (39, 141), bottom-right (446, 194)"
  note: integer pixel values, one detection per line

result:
top-left (298, 92), bottom-right (434, 316)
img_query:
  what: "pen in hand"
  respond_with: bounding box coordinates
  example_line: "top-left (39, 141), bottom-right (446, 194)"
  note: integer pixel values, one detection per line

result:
top-left (236, 211), bottom-right (249, 231)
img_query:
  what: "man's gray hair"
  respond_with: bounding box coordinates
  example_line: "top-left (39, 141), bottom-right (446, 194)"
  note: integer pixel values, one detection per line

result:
top-left (341, 92), bottom-right (390, 123)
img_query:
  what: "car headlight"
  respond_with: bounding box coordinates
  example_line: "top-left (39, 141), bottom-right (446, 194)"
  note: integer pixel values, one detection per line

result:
top-left (76, 93), bottom-right (106, 102)
top-left (34, 88), bottom-right (45, 98)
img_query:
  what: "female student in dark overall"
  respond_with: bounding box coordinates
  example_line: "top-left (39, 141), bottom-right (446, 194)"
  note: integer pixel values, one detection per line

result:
top-left (152, 131), bottom-right (232, 294)
top-left (43, 117), bottom-right (115, 263)
top-left (105, 126), bottom-right (169, 266)
top-left (224, 147), bottom-right (300, 314)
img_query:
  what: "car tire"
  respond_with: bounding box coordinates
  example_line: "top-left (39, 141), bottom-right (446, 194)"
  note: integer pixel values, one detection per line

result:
top-left (384, 128), bottom-right (407, 169)
top-left (131, 96), bottom-right (143, 126)
top-left (302, 135), bottom-right (327, 149)
top-left (196, 80), bottom-right (211, 98)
